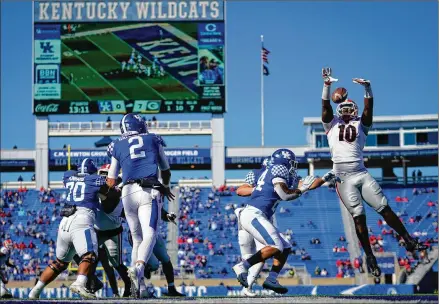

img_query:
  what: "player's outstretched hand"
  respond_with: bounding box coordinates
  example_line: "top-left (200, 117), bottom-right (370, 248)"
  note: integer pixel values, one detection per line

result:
top-left (322, 170), bottom-right (341, 184)
top-left (322, 67), bottom-right (338, 85)
top-left (167, 212), bottom-right (177, 225)
top-left (164, 186), bottom-right (176, 201)
top-left (352, 78), bottom-right (371, 87)
top-left (299, 175), bottom-right (317, 193)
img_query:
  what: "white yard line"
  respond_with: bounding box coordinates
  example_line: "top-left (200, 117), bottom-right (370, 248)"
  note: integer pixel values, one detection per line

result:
top-left (85, 35), bottom-right (167, 100)
top-left (62, 42), bottom-right (129, 100)
top-left (60, 71), bottom-right (92, 101)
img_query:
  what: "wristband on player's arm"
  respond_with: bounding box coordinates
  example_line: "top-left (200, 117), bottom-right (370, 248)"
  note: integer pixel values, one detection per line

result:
top-left (364, 85), bottom-right (373, 98)
top-left (322, 84), bottom-right (331, 100)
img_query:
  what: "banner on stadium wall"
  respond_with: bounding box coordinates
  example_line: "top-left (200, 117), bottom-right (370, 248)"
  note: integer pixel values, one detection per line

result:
top-left (48, 148), bottom-right (211, 166)
top-left (305, 148), bottom-right (438, 159)
top-left (226, 156), bottom-right (307, 165)
top-left (9, 284), bottom-right (414, 299)
top-left (0, 160), bottom-right (35, 167)
top-left (34, 0), bottom-right (224, 22)
top-left (376, 256), bottom-right (396, 274)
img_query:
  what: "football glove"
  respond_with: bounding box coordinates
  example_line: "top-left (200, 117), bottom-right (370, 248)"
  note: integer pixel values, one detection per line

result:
top-left (299, 175), bottom-right (316, 194)
top-left (167, 212), bottom-right (177, 225)
top-left (322, 67), bottom-right (338, 85)
top-left (352, 78), bottom-right (371, 87)
top-left (322, 170), bottom-right (341, 184)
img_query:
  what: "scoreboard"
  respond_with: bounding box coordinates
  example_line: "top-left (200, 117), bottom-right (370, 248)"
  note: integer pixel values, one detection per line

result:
top-left (33, 0), bottom-right (225, 115)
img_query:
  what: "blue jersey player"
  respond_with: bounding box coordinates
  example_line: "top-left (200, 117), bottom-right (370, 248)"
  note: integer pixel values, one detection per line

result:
top-left (106, 113), bottom-right (174, 298)
top-left (30, 159), bottom-right (105, 299)
top-left (233, 149), bottom-right (319, 294)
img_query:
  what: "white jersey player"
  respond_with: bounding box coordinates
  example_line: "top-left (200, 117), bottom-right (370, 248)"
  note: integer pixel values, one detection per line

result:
top-left (321, 68), bottom-right (427, 277)
top-left (0, 240), bottom-right (15, 298)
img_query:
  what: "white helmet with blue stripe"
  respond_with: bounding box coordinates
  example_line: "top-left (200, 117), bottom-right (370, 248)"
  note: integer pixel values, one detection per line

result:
top-left (77, 158), bottom-right (98, 176)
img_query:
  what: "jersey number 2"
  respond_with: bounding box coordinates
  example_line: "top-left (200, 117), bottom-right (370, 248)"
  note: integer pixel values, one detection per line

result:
top-left (128, 136), bottom-right (146, 159)
top-left (338, 125), bottom-right (357, 143)
top-left (255, 170), bottom-right (268, 191)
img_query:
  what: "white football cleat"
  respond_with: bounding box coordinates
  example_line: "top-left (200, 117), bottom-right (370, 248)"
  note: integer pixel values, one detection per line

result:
top-left (69, 282), bottom-right (96, 299)
top-left (128, 266), bottom-right (140, 295)
top-left (242, 287), bottom-right (256, 297)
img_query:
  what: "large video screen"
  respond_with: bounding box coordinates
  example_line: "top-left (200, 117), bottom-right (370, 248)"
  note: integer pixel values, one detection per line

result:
top-left (33, 0), bottom-right (225, 115)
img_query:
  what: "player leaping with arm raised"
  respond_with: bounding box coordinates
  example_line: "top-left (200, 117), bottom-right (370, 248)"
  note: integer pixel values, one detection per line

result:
top-left (321, 68), bottom-right (427, 278)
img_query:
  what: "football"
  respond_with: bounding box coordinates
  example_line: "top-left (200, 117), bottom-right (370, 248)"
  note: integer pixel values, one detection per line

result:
top-left (331, 87), bottom-right (348, 104)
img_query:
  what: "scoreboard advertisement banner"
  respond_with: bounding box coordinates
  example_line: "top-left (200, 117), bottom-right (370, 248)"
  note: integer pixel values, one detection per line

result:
top-left (33, 0), bottom-right (225, 115)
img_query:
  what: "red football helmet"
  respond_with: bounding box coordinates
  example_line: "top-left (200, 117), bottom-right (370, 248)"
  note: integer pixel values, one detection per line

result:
top-left (98, 164), bottom-right (111, 176)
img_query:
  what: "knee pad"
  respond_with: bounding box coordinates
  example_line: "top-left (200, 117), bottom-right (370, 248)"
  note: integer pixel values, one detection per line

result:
top-left (79, 252), bottom-right (97, 265)
top-left (378, 204), bottom-right (391, 216)
top-left (49, 259), bottom-right (68, 275)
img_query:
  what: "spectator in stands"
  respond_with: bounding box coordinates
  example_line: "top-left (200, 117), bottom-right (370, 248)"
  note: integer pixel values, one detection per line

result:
top-left (18, 175), bottom-right (23, 182)
top-left (412, 170), bottom-right (416, 182)
top-left (31, 174), bottom-right (35, 182)
top-left (106, 116), bottom-right (112, 128)
top-left (152, 116), bottom-right (157, 127)
top-left (413, 188), bottom-right (419, 195)
top-left (13, 145), bottom-right (17, 149)
top-left (320, 268), bottom-right (328, 276)
top-left (314, 266), bottom-right (321, 276)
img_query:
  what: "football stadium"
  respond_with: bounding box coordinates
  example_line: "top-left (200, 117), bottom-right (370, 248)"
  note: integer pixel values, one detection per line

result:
top-left (0, 0), bottom-right (438, 303)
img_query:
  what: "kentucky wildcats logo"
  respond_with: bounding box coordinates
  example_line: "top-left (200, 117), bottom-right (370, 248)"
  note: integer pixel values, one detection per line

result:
top-left (34, 39), bottom-right (61, 64)
top-left (281, 151), bottom-right (292, 159)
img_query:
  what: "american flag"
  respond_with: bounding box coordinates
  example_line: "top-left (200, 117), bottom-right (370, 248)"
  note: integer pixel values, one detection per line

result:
top-left (262, 46), bottom-right (270, 76)
top-left (262, 47), bottom-right (270, 64)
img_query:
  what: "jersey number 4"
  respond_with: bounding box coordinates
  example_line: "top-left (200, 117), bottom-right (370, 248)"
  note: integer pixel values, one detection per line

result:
top-left (255, 170), bottom-right (268, 191)
top-left (128, 136), bottom-right (146, 159)
top-left (338, 125), bottom-right (357, 143)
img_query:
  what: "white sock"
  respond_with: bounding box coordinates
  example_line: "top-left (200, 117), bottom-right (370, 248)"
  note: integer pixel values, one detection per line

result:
top-left (248, 262), bottom-right (264, 288)
top-left (76, 274), bottom-right (88, 286)
top-left (136, 262), bottom-right (145, 277)
top-left (268, 271), bottom-right (279, 281)
top-left (35, 280), bottom-right (46, 290)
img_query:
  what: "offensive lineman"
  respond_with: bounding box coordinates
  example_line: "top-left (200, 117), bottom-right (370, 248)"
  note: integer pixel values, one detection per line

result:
top-left (233, 149), bottom-right (317, 294)
top-left (29, 159), bottom-right (111, 299)
top-left (106, 114), bottom-right (174, 298)
top-left (321, 68), bottom-right (427, 277)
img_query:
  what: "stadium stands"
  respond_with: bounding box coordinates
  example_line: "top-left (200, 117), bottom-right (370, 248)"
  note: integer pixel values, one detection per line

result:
top-left (0, 184), bottom-right (437, 281)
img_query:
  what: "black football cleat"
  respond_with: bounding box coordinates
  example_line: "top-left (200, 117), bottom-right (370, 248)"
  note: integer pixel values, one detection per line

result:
top-left (122, 280), bottom-right (132, 297)
top-left (366, 255), bottom-right (381, 278)
top-left (163, 286), bottom-right (185, 297)
top-left (405, 238), bottom-right (428, 253)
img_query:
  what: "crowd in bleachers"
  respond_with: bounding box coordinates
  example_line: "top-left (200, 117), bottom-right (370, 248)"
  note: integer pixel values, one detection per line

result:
top-left (0, 183), bottom-right (437, 282)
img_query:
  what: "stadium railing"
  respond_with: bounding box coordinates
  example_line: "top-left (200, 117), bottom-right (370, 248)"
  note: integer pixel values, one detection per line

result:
top-left (48, 120), bottom-right (213, 136)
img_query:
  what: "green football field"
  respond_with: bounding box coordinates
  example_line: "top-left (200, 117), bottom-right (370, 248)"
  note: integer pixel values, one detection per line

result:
top-left (60, 24), bottom-right (198, 101)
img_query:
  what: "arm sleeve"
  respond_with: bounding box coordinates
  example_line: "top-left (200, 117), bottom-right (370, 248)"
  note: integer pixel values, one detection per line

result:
top-left (108, 157), bottom-right (120, 179)
top-left (244, 171), bottom-right (256, 186)
top-left (274, 184), bottom-right (301, 201)
top-left (157, 144), bottom-right (170, 171)
top-left (322, 116), bottom-right (336, 133)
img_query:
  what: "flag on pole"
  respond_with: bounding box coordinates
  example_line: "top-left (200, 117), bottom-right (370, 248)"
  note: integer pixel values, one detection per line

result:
top-left (262, 46), bottom-right (270, 76)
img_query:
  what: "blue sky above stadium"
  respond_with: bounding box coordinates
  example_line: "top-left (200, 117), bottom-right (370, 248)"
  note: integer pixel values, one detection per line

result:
top-left (1, 1), bottom-right (437, 180)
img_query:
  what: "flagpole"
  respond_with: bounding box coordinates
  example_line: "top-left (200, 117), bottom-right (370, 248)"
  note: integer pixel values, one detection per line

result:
top-left (261, 35), bottom-right (265, 147)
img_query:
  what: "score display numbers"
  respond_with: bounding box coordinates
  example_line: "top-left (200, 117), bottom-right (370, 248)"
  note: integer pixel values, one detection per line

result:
top-left (33, 0), bottom-right (225, 115)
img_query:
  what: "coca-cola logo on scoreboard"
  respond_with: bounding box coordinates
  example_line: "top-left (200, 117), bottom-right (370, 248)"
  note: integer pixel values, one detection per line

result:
top-left (35, 103), bottom-right (59, 113)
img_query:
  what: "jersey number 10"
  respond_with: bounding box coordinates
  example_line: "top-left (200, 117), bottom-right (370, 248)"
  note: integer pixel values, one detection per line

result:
top-left (338, 125), bottom-right (357, 143)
